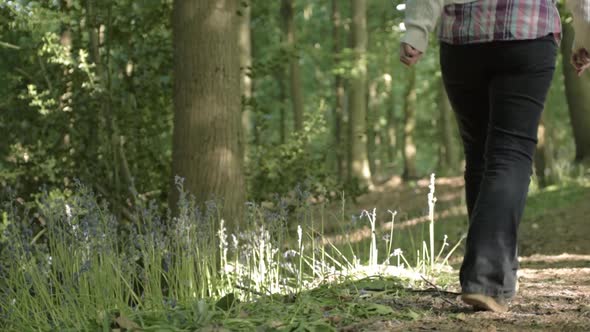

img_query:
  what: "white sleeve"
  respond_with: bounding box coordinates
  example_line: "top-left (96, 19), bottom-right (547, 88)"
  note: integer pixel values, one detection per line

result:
top-left (402, 0), bottom-right (444, 53)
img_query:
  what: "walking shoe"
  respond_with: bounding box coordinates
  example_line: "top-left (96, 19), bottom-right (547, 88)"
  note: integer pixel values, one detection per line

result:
top-left (461, 293), bottom-right (509, 313)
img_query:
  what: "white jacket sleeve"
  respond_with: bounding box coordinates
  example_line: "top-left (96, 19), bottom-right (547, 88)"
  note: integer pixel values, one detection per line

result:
top-left (402, 0), bottom-right (444, 53)
top-left (568, 0), bottom-right (590, 50)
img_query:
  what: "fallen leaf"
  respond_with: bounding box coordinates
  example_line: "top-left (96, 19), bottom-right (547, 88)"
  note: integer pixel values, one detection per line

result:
top-left (115, 314), bottom-right (141, 331)
top-left (365, 303), bottom-right (395, 316)
top-left (454, 313), bottom-right (467, 321)
top-left (325, 315), bottom-right (343, 324)
top-left (216, 293), bottom-right (238, 311)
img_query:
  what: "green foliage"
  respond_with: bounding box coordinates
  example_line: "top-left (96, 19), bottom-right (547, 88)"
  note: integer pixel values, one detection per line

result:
top-left (248, 107), bottom-right (337, 201)
top-left (2, 0), bottom-right (581, 207)
top-left (0, 0), bottom-right (588, 330)
top-left (0, 0), bottom-right (173, 208)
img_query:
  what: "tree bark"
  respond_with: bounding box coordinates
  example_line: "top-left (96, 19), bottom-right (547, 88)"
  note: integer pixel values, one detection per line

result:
top-left (171, 0), bottom-right (245, 227)
top-left (562, 20), bottom-right (590, 165)
top-left (402, 67), bottom-right (417, 180)
top-left (239, 0), bottom-right (253, 161)
top-left (347, 0), bottom-right (371, 186)
top-left (332, 0), bottom-right (344, 181)
top-left (281, 0), bottom-right (304, 132)
top-left (438, 78), bottom-right (459, 174)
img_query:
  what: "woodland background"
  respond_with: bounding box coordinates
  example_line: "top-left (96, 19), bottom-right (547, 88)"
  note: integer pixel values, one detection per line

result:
top-left (2, 1), bottom-right (590, 331)
top-left (1, 0), bottom-right (589, 219)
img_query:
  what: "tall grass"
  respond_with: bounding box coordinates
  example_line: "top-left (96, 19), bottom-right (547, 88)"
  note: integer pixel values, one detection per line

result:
top-left (0, 176), bottom-right (460, 331)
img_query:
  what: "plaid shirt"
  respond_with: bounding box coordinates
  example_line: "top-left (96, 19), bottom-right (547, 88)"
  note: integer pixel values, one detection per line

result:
top-left (438, 0), bottom-right (562, 45)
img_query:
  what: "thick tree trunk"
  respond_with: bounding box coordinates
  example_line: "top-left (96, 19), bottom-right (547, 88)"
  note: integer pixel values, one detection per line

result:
top-left (347, 0), bottom-right (371, 186)
top-left (281, 0), bottom-right (304, 132)
top-left (402, 67), bottom-right (417, 180)
top-left (332, 0), bottom-right (344, 181)
top-left (438, 78), bottom-right (459, 174)
top-left (534, 113), bottom-right (556, 188)
top-left (562, 21), bottom-right (590, 164)
top-left (171, 0), bottom-right (245, 227)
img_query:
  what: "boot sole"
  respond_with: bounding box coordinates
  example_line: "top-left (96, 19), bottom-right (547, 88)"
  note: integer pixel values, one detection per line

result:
top-left (461, 293), bottom-right (508, 313)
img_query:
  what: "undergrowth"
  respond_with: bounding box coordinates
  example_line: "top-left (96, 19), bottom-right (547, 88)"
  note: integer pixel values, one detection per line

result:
top-left (0, 175), bottom-right (460, 331)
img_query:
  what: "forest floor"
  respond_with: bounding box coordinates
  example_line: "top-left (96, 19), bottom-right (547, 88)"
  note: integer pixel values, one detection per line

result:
top-left (104, 176), bottom-right (590, 331)
top-left (336, 175), bottom-right (590, 331)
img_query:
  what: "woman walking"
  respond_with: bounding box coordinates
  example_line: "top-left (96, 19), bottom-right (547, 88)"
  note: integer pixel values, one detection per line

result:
top-left (400, 0), bottom-right (590, 312)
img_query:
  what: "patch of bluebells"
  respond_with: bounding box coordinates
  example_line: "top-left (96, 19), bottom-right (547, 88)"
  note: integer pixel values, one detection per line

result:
top-left (0, 178), bottom-right (336, 329)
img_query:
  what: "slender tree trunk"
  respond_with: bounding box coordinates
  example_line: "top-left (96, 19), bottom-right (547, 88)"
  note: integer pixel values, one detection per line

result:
top-left (332, 0), bottom-right (344, 181)
top-left (171, 0), bottom-right (245, 227)
top-left (239, 0), bottom-right (253, 162)
top-left (385, 77), bottom-right (396, 164)
top-left (281, 0), bottom-right (304, 132)
top-left (438, 78), bottom-right (459, 174)
top-left (562, 21), bottom-right (590, 165)
top-left (86, 0), bottom-right (100, 68)
top-left (84, 0), bottom-right (101, 173)
top-left (60, 0), bottom-right (73, 50)
top-left (276, 68), bottom-right (288, 145)
top-left (347, 0), bottom-right (371, 186)
top-left (60, 0), bottom-right (73, 118)
top-left (85, 0), bottom-right (122, 202)
top-left (59, 0), bottom-right (74, 187)
top-left (534, 112), bottom-right (556, 187)
top-left (402, 67), bottom-right (417, 180)
top-left (367, 80), bottom-right (378, 179)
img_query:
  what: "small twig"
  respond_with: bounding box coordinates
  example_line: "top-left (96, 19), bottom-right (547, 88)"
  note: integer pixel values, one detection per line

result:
top-left (419, 275), bottom-right (456, 305)
top-left (14, 67), bottom-right (35, 82)
top-left (138, 190), bottom-right (161, 200)
top-left (0, 40), bottom-right (20, 49)
top-left (409, 288), bottom-right (461, 296)
top-left (117, 135), bottom-right (137, 197)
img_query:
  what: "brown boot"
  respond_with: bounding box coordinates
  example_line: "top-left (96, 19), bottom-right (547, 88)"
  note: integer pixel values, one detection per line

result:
top-left (461, 293), bottom-right (509, 313)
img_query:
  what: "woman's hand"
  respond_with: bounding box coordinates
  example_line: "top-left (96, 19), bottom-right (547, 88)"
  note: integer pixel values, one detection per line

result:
top-left (571, 48), bottom-right (590, 76)
top-left (400, 42), bottom-right (423, 67)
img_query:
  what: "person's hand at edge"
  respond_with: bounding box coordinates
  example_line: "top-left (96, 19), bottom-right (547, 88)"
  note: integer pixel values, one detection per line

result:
top-left (571, 48), bottom-right (590, 77)
top-left (400, 42), bottom-right (423, 67)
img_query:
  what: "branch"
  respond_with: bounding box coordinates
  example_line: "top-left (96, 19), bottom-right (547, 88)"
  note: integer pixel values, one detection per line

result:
top-left (117, 135), bottom-right (137, 197)
top-left (0, 41), bottom-right (20, 50)
top-left (37, 55), bottom-right (54, 93)
top-left (418, 275), bottom-right (457, 305)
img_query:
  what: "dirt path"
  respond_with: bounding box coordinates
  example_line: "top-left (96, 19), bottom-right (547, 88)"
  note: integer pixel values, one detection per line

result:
top-left (347, 178), bottom-right (590, 331)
